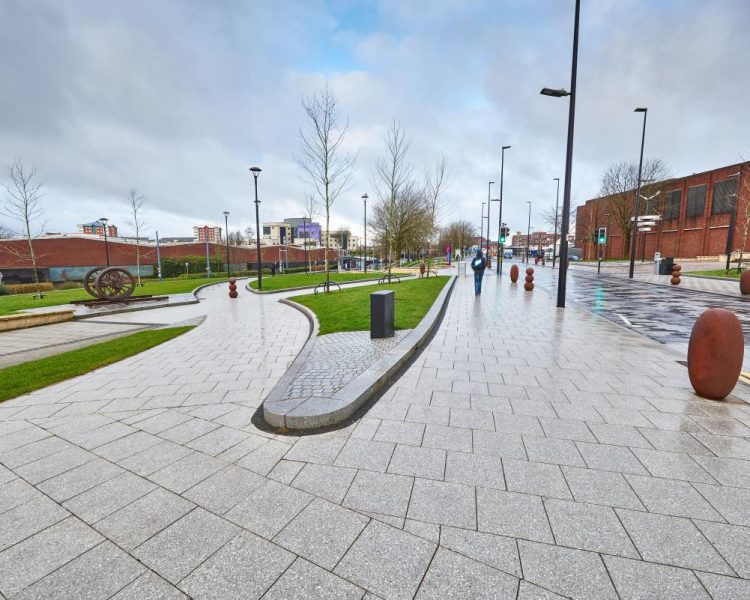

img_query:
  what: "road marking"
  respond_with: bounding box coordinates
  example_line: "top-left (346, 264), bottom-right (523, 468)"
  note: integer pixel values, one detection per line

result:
top-left (739, 371), bottom-right (750, 385)
top-left (616, 313), bottom-right (642, 328)
top-left (617, 314), bottom-right (632, 326)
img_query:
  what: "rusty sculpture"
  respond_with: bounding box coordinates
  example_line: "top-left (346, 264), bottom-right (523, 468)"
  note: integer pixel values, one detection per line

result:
top-left (671, 264), bottom-right (681, 285)
top-left (510, 264), bottom-right (519, 283)
top-left (228, 278), bottom-right (238, 298)
top-left (524, 267), bottom-right (534, 291)
top-left (740, 270), bottom-right (750, 295)
top-left (688, 308), bottom-right (744, 400)
top-left (82, 266), bottom-right (136, 301)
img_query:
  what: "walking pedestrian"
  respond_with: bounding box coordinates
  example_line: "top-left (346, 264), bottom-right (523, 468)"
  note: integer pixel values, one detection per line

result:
top-left (471, 249), bottom-right (486, 295)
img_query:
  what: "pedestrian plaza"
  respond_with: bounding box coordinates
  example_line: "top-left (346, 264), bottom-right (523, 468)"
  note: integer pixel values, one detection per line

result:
top-left (1, 271), bottom-right (750, 599)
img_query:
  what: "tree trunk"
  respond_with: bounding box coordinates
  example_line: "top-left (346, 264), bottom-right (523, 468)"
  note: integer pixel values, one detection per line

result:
top-left (26, 232), bottom-right (41, 296)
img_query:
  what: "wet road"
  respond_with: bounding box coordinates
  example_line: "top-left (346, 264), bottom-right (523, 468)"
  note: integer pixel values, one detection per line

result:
top-left (529, 264), bottom-right (750, 347)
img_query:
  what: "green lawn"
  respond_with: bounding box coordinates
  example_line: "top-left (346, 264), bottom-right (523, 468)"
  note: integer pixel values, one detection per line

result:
top-left (291, 276), bottom-right (449, 335)
top-left (249, 271), bottom-right (400, 292)
top-left (682, 269), bottom-right (742, 280)
top-left (0, 277), bottom-right (228, 316)
top-left (0, 326), bottom-right (194, 403)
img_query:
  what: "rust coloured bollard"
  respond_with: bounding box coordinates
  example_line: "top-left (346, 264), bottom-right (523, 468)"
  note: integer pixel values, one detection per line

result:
top-left (670, 264), bottom-right (681, 285)
top-left (524, 267), bottom-right (534, 291)
top-left (510, 264), bottom-right (519, 283)
top-left (228, 277), bottom-right (238, 299)
top-left (688, 308), bottom-right (744, 400)
top-left (740, 270), bottom-right (750, 295)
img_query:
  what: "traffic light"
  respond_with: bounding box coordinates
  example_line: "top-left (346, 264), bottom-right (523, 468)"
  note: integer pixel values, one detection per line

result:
top-left (597, 227), bottom-right (607, 245)
top-left (499, 226), bottom-right (509, 244)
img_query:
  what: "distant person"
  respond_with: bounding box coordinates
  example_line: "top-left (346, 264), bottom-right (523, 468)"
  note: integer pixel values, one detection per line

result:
top-left (471, 249), bottom-right (486, 295)
top-left (270, 263), bottom-right (277, 276)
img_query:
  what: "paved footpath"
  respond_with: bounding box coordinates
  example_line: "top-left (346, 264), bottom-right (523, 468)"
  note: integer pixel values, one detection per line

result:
top-left (2, 276), bottom-right (750, 598)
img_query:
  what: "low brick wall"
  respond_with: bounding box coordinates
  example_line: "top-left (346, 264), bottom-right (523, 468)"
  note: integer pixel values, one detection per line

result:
top-left (0, 309), bottom-right (76, 332)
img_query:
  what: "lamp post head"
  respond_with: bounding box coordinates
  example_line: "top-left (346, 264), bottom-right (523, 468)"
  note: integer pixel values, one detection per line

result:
top-left (249, 167), bottom-right (262, 178)
top-left (362, 193), bottom-right (368, 200)
top-left (634, 107), bottom-right (647, 113)
top-left (540, 87), bottom-right (570, 97)
top-left (554, 177), bottom-right (560, 182)
top-left (99, 217), bottom-right (108, 224)
top-left (502, 145), bottom-right (511, 150)
top-left (223, 211), bottom-right (229, 217)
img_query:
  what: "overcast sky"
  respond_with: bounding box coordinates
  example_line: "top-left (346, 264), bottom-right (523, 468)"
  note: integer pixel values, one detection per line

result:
top-left (1, 0), bottom-right (749, 240)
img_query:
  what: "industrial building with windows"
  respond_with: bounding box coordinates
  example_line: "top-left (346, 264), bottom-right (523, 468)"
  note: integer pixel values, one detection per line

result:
top-left (575, 161), bottom-right (749, 261)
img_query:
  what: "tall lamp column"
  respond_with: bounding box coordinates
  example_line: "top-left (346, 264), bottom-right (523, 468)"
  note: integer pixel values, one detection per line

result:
top-left (496, 146), bottom-right (510, 274)
top-left (223, 211), bottom-right (231, 278)
top-left (250, 167), bottom-right (262, 290)
top-left (99, 218), bottom-right (110, 267)
top-left (362, 193), bottom-right (368, 274)
top-left (628, 107), bottom-right (648, 278)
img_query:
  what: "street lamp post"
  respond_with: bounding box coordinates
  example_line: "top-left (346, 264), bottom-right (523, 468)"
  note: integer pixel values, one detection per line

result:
top-left (480, 202), bottom-right (486, 253)
top-left (99, 218), bottom-right (110, 267)
top-left (526, 201), bottom-right (532, 263)
top-left (302, 216), bottom-right (309, 274)
top-left (362, 194), bottom-right (368, 274)
top-left (540, 0), bottom-right (580, 308)
top-left (497, 146), bottom-right (510, 274)
top-left (155, 229), bottom-right (163, 280)
top-left (487, 181), bottom-right (495, 264)
top-left (223, 211), bottom-right (231, 277)
top-left (204, 226), bottom-right (211, 278)
top-left (250, 167), bottom-right (262, 290)
top-left (629, 107), bottom-right (648, 278)
top-left (552, 178), bottom-right (560, 268)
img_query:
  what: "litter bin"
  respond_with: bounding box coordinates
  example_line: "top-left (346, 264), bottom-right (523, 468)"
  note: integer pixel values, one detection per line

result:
top-left (653, 252), bottom-right (661, 274)
top-left (371, 290), bottom-right (394, 339)
top-left (659, 257), bottom-right (674, 275)
top-left (457, 261), bottom-right (467, 277)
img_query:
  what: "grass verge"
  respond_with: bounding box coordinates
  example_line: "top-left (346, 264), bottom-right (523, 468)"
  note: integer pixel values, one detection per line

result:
top-left (682, 269), bottom-right (742, 280)
top-left (248, 271), bottom-right (401, 292)
top-left (291, 276), bottom-right (449, 335)
top-left (0, 326), bottom-right (194, 403)
top-left (0, 277), bottom-right (227, 316)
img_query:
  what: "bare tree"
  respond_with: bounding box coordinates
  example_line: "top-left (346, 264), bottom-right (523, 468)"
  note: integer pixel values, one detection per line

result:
top-left (296, 85), bottom-right (356, 290)
top-left (228, 230), bottom-right (245, 246)
top-left (371, 181), bottom-right (429, 276)
top-left (0, 224), bottom-right (12, 238)
top-left (423, 156), bottom-right (450, 273)
top-left (244, 226), bottom-right (255, 242)
top-left (2, 160), bottom-right (44, 294)
top-left (372, 121), bottom-right (416, 279)
top-left (727, 163), bottom-right (750, 272)
top-left (126, 188), bottom-right (147, 285)
top-left (438, 220), bottom-right (476, 259)
top-left (576, 202), bottom-right (601, 260)
top-left (599, 159), bottom-right (671, 258)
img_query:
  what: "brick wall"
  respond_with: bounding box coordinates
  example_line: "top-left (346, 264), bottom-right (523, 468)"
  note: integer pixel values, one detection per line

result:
top-left (575, 161), bottom-right (750, 260)
top-left (0, 237), bottom-right (330, 270)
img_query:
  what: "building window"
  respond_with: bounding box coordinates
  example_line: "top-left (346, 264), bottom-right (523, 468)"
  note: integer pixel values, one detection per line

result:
top-left (663, 190), bottom-right (681, 220)
top-left (685, 185), bottom-right (706, 219)
top-left (262, 226), bottom-right (271, 235)
top-left (711, 178), bottom-right (738, 215)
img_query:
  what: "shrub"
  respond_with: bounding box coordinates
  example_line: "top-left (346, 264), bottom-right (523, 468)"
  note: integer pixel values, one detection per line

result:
top-left (2, 282), bottom-right (55, 295)
top-left (56, 281), bottom-right (83, 290)
top-left (0, 285), bottom-right (8, 296)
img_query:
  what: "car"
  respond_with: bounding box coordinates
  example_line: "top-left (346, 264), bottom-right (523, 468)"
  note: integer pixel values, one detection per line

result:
top-left (568, 255), bottom-right (580, 261)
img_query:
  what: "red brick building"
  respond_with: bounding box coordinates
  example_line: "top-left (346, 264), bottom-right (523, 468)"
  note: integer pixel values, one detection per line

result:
top-left (0, 235), bottom-right (329, 283)
top-left (575, 161), bottom-right (750, 260)
top-left (77, 220), bottom-right (118, 237)
top-left (194, 225), bottom-right (222, 242)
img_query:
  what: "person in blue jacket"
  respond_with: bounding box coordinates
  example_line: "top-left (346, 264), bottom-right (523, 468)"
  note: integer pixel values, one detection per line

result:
top-left (471, 249), bottom-right (486, 295)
